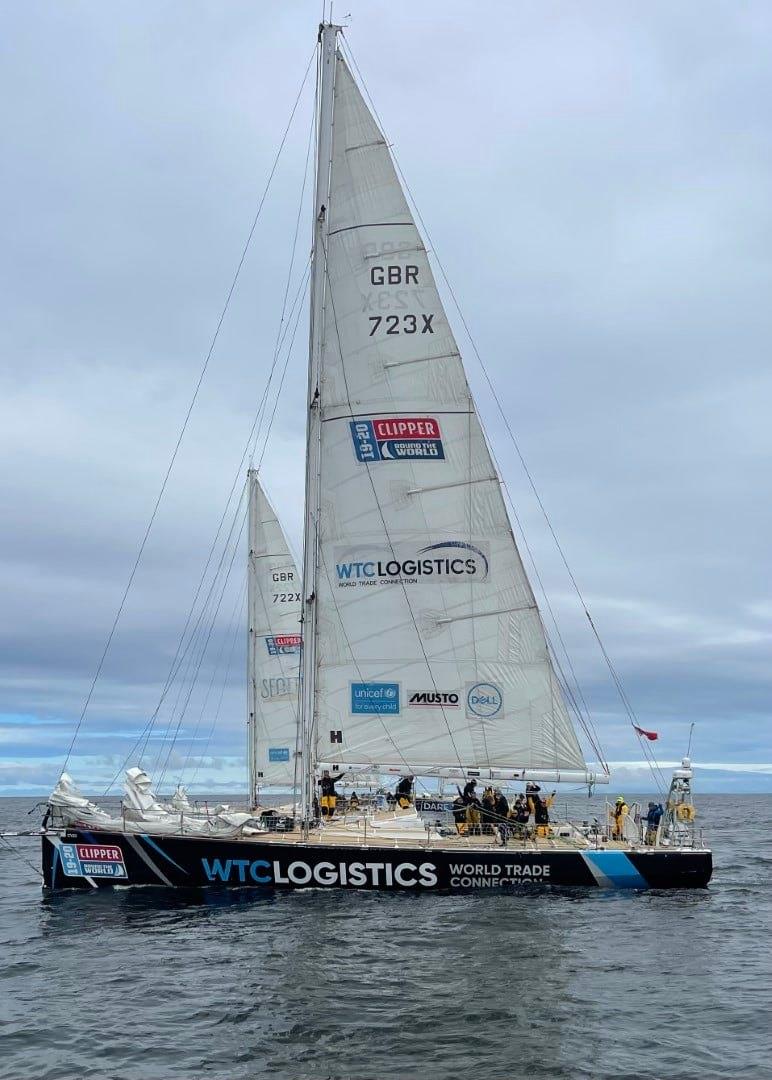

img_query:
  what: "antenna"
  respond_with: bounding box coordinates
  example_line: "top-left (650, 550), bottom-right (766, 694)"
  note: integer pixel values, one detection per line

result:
top-left (686, 722), bottom-right (695, 758)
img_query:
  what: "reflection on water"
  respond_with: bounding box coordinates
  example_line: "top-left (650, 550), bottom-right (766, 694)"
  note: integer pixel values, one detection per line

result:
top-left (1, 794), bottom-right (769, 1079)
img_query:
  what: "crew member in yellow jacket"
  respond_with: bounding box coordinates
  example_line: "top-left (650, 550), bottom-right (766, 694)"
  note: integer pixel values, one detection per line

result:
top-left (610, 796), bottom-right (629, 840)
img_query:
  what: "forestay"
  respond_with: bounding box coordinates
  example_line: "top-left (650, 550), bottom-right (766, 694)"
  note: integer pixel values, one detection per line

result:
top-left (247, 471), bottom-right (301, 800)
top-left (310, 55), bottom-right (591, 780)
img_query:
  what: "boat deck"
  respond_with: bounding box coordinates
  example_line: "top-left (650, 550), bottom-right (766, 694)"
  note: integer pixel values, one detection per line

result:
top-left (243, 807), bottom-right (687, 853)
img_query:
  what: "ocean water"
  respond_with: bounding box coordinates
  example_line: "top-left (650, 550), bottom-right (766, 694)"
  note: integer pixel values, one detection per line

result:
top-left (1, 793), bottom-right (770, 1080)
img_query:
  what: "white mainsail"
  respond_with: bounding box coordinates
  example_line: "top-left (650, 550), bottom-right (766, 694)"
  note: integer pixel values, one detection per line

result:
top-left (247, 470), bottom-right (302, 802)
top-left (302, 50), bottom-right (600, 784)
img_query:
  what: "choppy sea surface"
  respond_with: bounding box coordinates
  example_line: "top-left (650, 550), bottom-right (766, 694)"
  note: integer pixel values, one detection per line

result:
top-left (1, 792), bottom-right (771, 1080)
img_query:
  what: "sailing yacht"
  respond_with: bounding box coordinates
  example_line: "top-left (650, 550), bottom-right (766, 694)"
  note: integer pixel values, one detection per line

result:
top-left (41, 23), bottom-right (712, 892)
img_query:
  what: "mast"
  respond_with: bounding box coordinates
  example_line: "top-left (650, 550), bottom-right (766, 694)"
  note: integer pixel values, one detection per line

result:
top-left (246, 468), bottom-right (259, 809)
top-left (300, 22), bottom-right (339, 827)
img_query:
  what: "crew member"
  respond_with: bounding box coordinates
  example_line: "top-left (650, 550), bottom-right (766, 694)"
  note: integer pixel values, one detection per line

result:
top-left (527, 783), bottom-right (555, 839)
top-left (348, 791), bottom-right (361, 811)
top-left (610, 796), bottom-right (629, 840)
top-left (494, 788), bottom-right (510, 821)
top-left (644, 801), bottom-right (663, 845)
top-left (318, 769), bottom-right (346, 819)
top-left (462, 778), bottom-right (478, 803)
top-left (452, 795), bottom-right (467, 835)
top-left (465, 792), bottom-right (483, 836)
top-left (510, 793), bottom-right (530, 837)
top-left (481, 787), bottom-right (496, 836)
top-left (494, 788), bottom-right (511, 842)
top-left (395, 775), bottom-right (414, 809)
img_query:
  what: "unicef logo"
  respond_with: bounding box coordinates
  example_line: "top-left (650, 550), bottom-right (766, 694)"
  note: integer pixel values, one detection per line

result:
top-left (384, 686), bottom-right (397, 700)
top-left (466, 682), bottom-right (503, 718)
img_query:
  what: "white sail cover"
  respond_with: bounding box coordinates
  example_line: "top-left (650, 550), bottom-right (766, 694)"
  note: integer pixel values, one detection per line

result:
top-left (310, 55), bottom-right (589, 778)
top-left (247, 471), bottom-right (301, 792)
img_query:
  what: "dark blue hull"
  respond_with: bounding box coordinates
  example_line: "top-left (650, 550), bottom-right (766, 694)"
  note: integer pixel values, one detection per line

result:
top-left (42, 828), bottom-right (712, 892)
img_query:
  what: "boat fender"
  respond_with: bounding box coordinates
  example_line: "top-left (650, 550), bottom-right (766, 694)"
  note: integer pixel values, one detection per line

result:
top-left (676, 804), bottom-right (696, 822)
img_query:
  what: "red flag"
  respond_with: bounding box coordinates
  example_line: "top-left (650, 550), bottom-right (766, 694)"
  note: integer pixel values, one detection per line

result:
top-left (634, 725), bottom-right (658, 741)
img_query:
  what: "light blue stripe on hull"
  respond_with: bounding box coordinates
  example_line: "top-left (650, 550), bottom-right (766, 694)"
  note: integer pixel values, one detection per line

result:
top-left (582, 850), bottom-right (649, 889)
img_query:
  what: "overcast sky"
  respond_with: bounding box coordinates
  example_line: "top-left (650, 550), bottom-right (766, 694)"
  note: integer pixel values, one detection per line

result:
top-left (2, 0), bottom-right (771, 796)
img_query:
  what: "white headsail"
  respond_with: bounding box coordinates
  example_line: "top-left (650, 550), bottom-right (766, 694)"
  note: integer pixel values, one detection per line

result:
top-left (302, 48), bottom-right (602, 785)
top-left (247, 470), bottom-right (302, 803)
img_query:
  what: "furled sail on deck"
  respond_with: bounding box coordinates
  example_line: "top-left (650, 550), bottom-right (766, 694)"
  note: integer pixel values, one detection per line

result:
top-left (309, 55), bottom-right (592, 780)
top-left (247, 471), bottom-right (301, 799)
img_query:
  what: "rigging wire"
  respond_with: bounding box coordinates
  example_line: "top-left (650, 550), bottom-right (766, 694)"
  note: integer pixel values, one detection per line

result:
top-left (250, 95), bottom-right (316, 467)
top-left (64, 47), bottom-right (317, 776)
top-left (101, 258), bottom-right (312, 794)
top-left (157, 264), bottom-right (312, 790)
top-left (340, 36), bottom-right (660, 792)
top-left (102, 482), bottom-right (250, 795)
top-left (175, 565), bottom-right (249, 786)
top-left (0, 834), bottom-right (43, 882)
top-left (178, 266), bottom-right (312, 789)
top-left (188, 579), bottom-right (249, 791)
top-left (155, 498), bottom-right (250, 790)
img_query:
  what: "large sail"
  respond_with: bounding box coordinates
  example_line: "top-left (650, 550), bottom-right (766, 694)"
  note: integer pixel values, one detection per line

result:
top-left (247, 471), bottom-right (301, 800)
top-left (308, 54), bottom-right (594, 782)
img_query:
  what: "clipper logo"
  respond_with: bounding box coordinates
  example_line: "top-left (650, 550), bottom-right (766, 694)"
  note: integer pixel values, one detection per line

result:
top-left (335, 541), bottom-right (489, 587)
top-left (350, 417), bottom-right (444, 463)
top-left (351, 682), bottom-right (400, 714)
top-left (264, 634), bottom-right (302, 656)
top-left (408, 691), bottom-right (460, 707)
top-left (60, 843), bottom-right (127, 879)
top-left (466, 682), bottom-right (503, 719)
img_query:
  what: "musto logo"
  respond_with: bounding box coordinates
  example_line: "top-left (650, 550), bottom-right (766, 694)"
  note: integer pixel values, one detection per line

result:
top-left (335, 541), bottom-right (489, 587)
top-left (351, 682), bottom-right (400, 714)
top-left (408, 691), bottom-right (460, 707)
top-left (350, 417), bottom-right (444, 463)
top-left (264, 634), bottom-right (302, 656)
top-left (60, 843), bottom-right (127, 879)
top-left (201, 857), bottom-right (438, 888)
top-left (466, 682), bottom-right (503, 719)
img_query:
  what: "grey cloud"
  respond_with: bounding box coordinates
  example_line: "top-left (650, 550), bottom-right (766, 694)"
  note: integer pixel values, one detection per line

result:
top-left (1, 0), bottom-right (771, 793)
